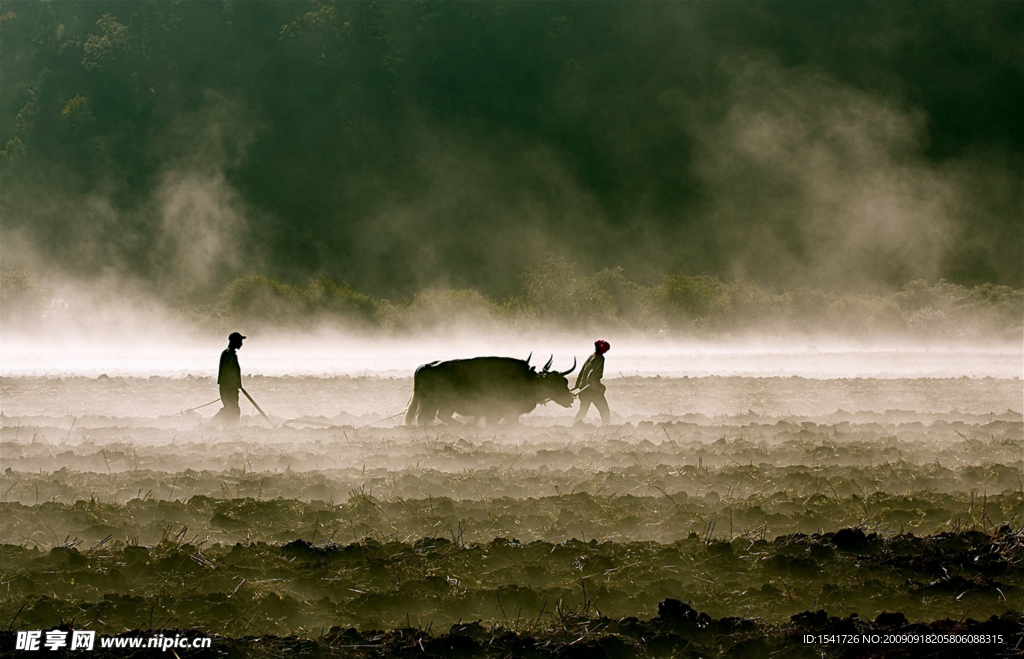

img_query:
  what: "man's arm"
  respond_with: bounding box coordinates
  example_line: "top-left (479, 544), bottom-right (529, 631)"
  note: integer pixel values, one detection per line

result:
top-left (575, 355), bottom-right (593, 389)
top-left (228, 352), bottom-right (241, 389)
top-left (219, 350), bottom-right (241, 389)
top-left (217, 350), bottom-right (228, 385)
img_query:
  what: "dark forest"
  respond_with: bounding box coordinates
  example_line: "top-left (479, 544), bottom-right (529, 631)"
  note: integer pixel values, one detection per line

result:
top-left (2, 1), bottom-right (1021, 305)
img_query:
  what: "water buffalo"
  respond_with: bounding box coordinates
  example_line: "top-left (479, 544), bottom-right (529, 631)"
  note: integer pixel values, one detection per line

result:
top-left (404, 355), bottom-right (576, 426)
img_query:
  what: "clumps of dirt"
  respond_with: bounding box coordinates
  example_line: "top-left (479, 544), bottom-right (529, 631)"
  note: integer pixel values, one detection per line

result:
top-left (2, 526), bottom-right (1022, 636)
top-left (2, 604), bottom-right (1018, 658)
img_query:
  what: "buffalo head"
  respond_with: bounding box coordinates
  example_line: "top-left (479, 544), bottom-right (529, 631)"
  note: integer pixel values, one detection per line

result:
top-left (535, 355), bottom-right (576, 407)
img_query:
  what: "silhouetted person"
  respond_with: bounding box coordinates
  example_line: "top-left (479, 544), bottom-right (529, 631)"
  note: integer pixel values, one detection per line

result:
top-left (213, 332), bottom-right (245, 427)
top-left (575, 339), bottom-right (611, 425)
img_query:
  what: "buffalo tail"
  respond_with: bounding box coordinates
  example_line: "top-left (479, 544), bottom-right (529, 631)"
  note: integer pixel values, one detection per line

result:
top-left (403, 390), bottom-right (420, 426)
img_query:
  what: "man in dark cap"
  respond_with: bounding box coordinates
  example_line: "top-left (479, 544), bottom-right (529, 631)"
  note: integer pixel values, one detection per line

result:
top-left (574, 339), bottom-right (611, 425)
top-left (213, 332), bottom-right (245, 427)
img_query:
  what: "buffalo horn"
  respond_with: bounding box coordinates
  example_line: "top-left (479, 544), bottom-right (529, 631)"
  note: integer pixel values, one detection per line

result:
top-left (543, 355), bottom-right (554, 372)
top-left (559, 357), bottom-right (577, 376)
top-left (525, 351), bottom-right (532, 365)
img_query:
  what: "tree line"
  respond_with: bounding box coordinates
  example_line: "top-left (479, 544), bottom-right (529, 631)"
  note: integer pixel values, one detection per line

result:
top-left (2, 1), bottom-right (1021, 297)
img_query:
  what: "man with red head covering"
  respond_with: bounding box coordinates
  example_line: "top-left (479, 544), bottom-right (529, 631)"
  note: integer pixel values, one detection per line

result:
top-left (574, 339), bottom-right (611, 425)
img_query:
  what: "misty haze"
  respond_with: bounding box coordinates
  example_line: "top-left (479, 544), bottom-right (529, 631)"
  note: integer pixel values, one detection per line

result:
top-left (1, 2), bottom-right (1021, 657)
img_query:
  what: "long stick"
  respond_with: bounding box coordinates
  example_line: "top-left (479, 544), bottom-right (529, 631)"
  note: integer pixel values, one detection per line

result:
top-left (571, 384), bottom-right (590, 398)
top-left (173, 399), bottom-right (221, 416)
top-left (240, 388), bottom-right (273, 425)
top-left (360, 410), bottom-right (406, 428)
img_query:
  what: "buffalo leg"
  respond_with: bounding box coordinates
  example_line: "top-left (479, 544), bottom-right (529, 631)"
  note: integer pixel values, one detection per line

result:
top-left (417, 400), bottom-right (439, 426)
